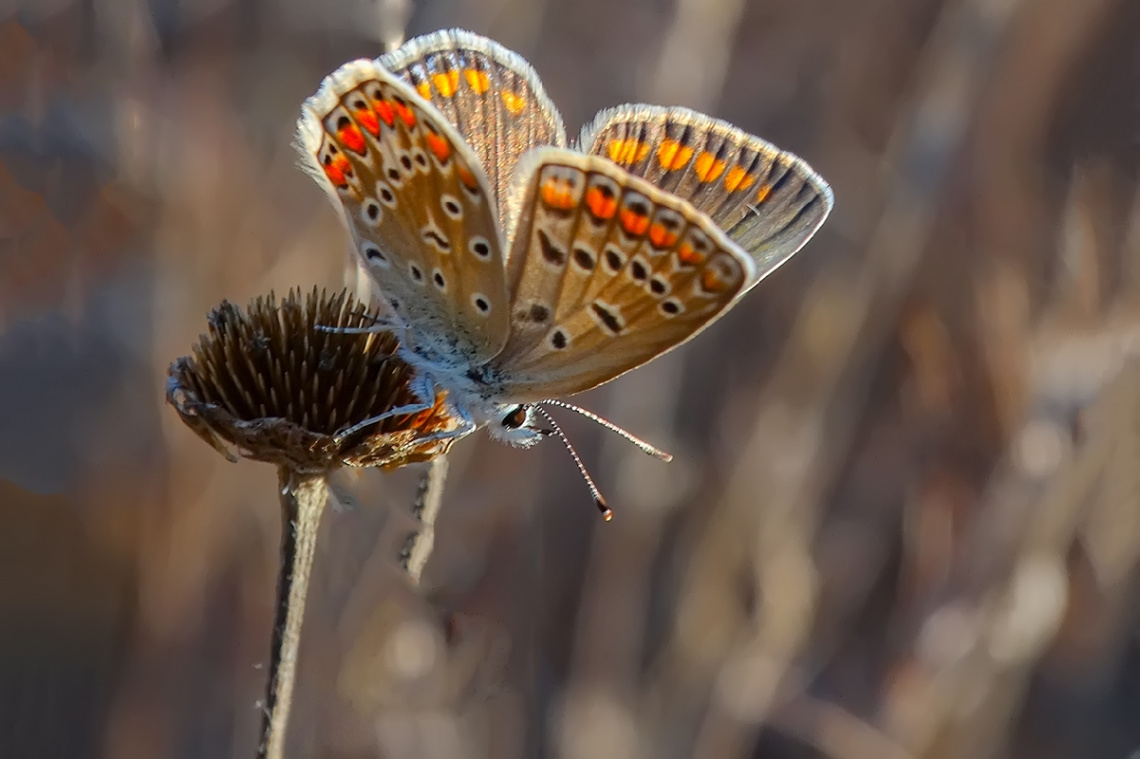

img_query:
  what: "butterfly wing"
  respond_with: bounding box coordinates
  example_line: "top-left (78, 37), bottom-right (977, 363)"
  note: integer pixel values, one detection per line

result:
top-left (380, 29), bottom-right (568, 231)
top-left (297, 58), bottom-right (510, 362)
top-left (578, 105), bottom-right (832, 289)
top-left (488, 148), bottom-right (755, 403)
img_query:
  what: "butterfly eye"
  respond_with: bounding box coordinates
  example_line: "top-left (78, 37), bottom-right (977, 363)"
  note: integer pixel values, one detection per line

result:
top-left (502, 405), bottom-right (528, 429)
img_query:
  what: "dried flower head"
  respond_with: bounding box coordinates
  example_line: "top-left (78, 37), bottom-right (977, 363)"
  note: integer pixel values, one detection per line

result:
top-left (167, 287), bottom-right (460, 472)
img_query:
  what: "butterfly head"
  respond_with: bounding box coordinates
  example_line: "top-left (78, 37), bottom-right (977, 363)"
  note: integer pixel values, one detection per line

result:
top-left (480, 399), bottom-right (676, 522)
top-left (487, 403), bottom-right (546, 449)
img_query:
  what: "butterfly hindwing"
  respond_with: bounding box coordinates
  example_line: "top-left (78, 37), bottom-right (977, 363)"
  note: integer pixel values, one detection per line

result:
top-left (381, 29), bottom-right (568, 231)
top-left (490, 148), bottom-right (755, 402)
top-left (578, 105), bottom-right (832, 288)
top-left (297, 58), bottom-right (510, 363)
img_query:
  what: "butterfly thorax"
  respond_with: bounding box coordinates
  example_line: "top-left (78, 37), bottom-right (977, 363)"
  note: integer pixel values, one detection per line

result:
top-left (392, 336), bottom-right (544, 447)
top-left (394, 333), bottom-right (503, 399)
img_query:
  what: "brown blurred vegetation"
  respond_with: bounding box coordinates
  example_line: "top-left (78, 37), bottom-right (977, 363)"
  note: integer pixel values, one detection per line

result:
top-left (2, 0), bottom-right (1140, 757)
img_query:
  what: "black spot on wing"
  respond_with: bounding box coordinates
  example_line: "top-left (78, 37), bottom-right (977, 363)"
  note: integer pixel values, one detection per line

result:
top-left (573, 246), bottom-right (596, 270)
top-left (603, 246), bottom-right (624, 272)
top-left (422, 228), bottom-right (451, 252)
top-left (590, 302), bottom-right (623, 335)
top-left (537, 229), bottom-right (566, 266)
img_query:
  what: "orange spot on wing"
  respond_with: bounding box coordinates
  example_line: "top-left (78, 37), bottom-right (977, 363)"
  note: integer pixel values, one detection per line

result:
top-left (607, 139), bottom-right (650, 165)
top-left (694, 152), bottom-right (726, 182)
top-left (620, 208), bottom-right (650, 236)
top-left (323, 153), bottom-right (352, 188)
top-left (337, 123), bottom-right (367, 155)
top-left (649, 223), bottom-right (679, 248)
top-left (465, 69), bottom-right (490, 93)
top-left (540, 179), bottom-right (577, 211)
top-left (373, 99), bottom-right (396, 127)
top-left (701, 269), bottom-right (727, 292)
top-left (724, 166), bottom-right (756, 192)
top-left (393, 101), bottom-right (417, 127)
top-left (416, 82), bottom-right (432, 100)
top-left (457, 164), bottom-right (480, 192)
top-left (501, 91), bottom-right (526, 114)
top-left (755, 183), bottom-right (772, 203)
top-left (585, 187), bottom-right (618, 219)
top-left (354, 108), bottom-right (380, 137)
top-left (677, 242), bottom-right (704, 266)
top-left (657, 139), bottom-right (693, 170)
top-left (432, 71), bottom-right (460, 97)
top-left (425, 132), bottom-right (451, 164)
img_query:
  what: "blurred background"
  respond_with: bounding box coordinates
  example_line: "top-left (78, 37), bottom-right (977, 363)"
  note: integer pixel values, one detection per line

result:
top-left (3, 0), bottom-right (1140, 757)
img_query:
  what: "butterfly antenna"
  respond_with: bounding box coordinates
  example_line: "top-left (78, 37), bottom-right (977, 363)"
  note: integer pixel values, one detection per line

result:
top-left (539, 399), bottom-right (673, 462)
top-left (532, 405), bottom-right (613, 521)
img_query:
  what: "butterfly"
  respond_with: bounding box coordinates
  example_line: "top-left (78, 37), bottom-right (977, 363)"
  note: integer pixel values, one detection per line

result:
top-left (296, 29), bottom-right (832, 517)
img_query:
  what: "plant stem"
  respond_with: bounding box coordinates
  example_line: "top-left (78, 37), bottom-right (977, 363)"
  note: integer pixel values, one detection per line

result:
top-left (259, 468), bottom-right (328, 759)
top-left (402, 455), bottom-right (450, 584)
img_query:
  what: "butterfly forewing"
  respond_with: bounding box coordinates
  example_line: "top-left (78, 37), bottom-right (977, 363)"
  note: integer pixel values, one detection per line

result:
top-left (381, 29), bottom-right (568, 231)
top-left (297, 59), bottom-right (511, 363)
top-left (578, 105), bottom-right (832, 286)
top-left (491, 148), bottom-right (754, 402)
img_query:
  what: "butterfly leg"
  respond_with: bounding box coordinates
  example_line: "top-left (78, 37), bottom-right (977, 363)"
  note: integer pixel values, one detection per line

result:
top-left (409, 418), bottom-right (478, 446)
top-left (315, 314), bottom-right (400, 335)
top-left (333, 400), bottom-right (436, 441)
top-left (331, 371), bottom-right (441, 443)
top-left (404, 377), bottom-right (479, 445)
top-left (407, 370), bottom-right (438, 405)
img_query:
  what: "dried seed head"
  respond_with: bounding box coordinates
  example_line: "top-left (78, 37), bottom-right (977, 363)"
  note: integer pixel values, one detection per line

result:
top-left (167, 288), bottom-right (459, 472)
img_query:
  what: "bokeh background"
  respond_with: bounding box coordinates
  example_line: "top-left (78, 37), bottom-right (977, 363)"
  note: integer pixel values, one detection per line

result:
top-left (3, 0), bottom-right (1140, 757)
